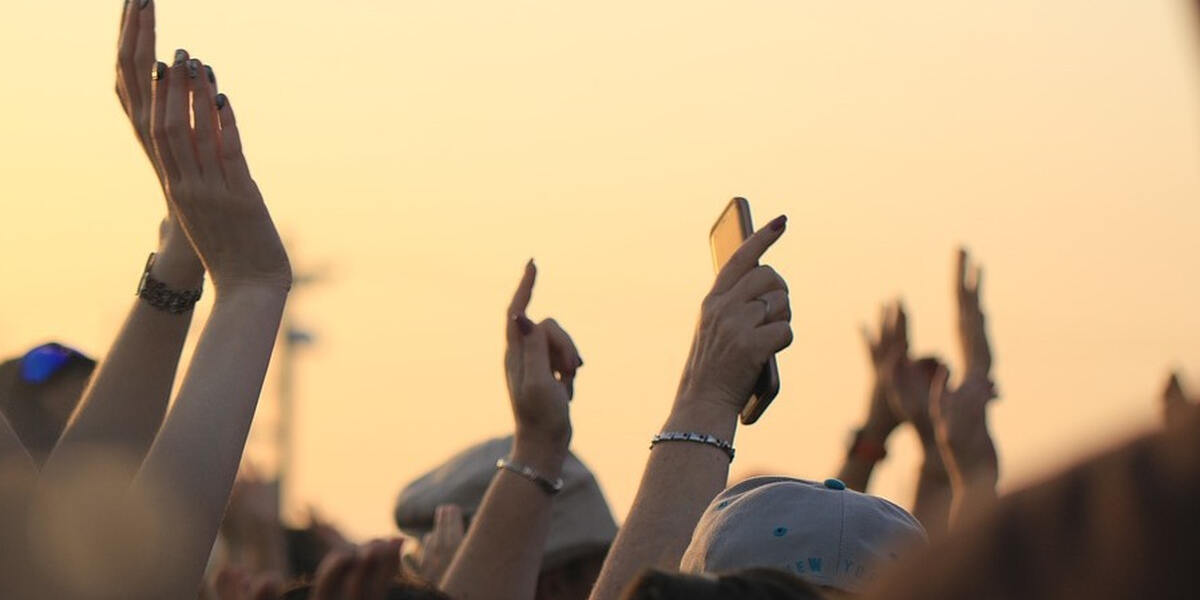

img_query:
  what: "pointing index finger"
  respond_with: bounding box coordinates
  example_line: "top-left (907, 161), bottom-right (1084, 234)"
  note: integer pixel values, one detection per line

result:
top-left (712, 214), bottom-right (787, 295)
top-left (506, 260), bottom-right (537, 341)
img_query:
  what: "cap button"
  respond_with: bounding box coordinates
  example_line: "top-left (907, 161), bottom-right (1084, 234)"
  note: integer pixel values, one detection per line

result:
top-left (824, 478), bottom-right (846, 491)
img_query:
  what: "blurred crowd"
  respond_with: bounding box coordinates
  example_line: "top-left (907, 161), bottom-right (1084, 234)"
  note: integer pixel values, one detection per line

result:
top-left (2, 1), bottom-right (1199, 599)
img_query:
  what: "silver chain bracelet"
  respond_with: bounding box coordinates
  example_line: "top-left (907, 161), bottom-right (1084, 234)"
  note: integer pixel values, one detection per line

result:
top-left (651, 431), bottom-right (736, 462)
top-left (496, 458), bottom-right (564, 496)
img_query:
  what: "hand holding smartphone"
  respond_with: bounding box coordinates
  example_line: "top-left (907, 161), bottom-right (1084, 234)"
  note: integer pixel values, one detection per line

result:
top-left (709, 197), bottom-right (783, 425)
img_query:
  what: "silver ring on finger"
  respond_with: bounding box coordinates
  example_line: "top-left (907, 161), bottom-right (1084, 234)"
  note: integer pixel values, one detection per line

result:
top-left (753, 297), bottom-right (771, 324)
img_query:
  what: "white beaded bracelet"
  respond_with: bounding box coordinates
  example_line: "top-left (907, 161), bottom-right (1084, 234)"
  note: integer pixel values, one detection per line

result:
top-left (651, 431), bottom-right (736, 462)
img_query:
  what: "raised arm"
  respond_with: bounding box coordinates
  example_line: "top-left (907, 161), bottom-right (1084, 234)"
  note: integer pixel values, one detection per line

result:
top-left (929, 367), bottom-right (998, 528)
top-left (838, 304), bottom-right (905, 492)
top-left (589, 215), bottom-right (793, 600)
top-left (127, 51), bottom-right (291, 598)
top-left (440, 261), bottom-right (583, 600)
top-left (44, 0), bottom-right (204, 486)
top-left (929, 248), bottom-right (999, 528)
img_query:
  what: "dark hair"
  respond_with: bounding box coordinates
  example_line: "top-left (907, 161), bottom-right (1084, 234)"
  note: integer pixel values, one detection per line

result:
top-left (621, 568), bottom-right (828, 600)
top-left (278, 582), bottom-right (452, 600)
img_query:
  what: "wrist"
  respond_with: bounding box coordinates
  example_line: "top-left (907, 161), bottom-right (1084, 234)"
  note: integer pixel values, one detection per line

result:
top-left (510, 437), bottom-right (569, 480)
top-left (859, 418), bottom-right (895, 445)
top-left (212, 283), bottom-right (290, 311)
top-left (665, 393), bottom-right (740, 441)
top-left (151, 242), bottom-right (205, 290)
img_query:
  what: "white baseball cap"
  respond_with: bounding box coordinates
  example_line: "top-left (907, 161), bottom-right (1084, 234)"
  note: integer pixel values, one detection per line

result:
top-left (680, 476), bottom-right (927, 593)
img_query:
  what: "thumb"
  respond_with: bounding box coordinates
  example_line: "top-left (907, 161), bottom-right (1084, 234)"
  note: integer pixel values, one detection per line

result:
top-left (1164, 371), bottom-right (1187, 407)
top-left (521, 323), bottom-right (552, 387)
top-left (930, 364), bottom-right (952, 421)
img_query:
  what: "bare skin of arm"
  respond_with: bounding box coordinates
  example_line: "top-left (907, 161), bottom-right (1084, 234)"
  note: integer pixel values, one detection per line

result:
top-left (590, 216), bottom-right (793, 600)
top-left (441, 262), bottom-right (583, 600)
top-left (43, 0), bottom-right (204, 488)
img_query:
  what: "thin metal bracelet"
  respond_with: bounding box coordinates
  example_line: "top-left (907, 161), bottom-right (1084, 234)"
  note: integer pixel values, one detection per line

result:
top-left (496, 458), bottom-right (564, 496)
top-left (651, 431), bottom-right (736, 462)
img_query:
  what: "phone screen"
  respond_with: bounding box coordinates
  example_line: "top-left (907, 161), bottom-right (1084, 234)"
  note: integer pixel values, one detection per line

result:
top-left (711, 201), bottom-right (749, 271)
top-left (708, 198), bottom-right (781, 425)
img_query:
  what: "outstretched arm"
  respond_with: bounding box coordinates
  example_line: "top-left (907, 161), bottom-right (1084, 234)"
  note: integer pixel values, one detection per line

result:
top-left (838, 305), bottom-right (905, 492)
top-left (45, 0), bottom-right (204, 486)
top-left (590, 215), bottom-right (793, 600)
top-left (127, 52), bottom-right (291, 598)
top-left (441, 261), bottom-right (583, 600)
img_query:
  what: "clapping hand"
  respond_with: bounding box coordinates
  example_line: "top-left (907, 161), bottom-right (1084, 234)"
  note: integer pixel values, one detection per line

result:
top-left (151, 51), bottom-right (291, 293)
top-left (117, 0), bottom-right (202, 275)
top-left (956, 249), bottom-right (992, 380)
top-left (861, 301), bottom-right (909, 435)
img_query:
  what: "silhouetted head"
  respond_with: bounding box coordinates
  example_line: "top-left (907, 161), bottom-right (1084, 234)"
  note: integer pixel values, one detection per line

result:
top-left (622, 568), bottom-right (830, 600)
top-left (0, 343), bottom-right (95, 465)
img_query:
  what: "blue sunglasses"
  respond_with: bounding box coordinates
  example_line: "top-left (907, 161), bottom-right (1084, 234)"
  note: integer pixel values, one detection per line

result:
top-left (19, 343), bottom-right (88, 384)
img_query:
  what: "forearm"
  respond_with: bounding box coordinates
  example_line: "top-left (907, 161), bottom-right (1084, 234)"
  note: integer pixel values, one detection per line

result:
top-left (46, 237), bottom-right (203, 482)
top-left (911, 432), bottom-right (951, 538)
top-left (837, 387), bottom-right (893, 492)
top-left (441, 438), bottom-right (566, 600)
top-left (589, 398), bottom-right (738, 600)
top-left (943, 436), bottom-right (999, 528)
top-left (129, 285), bottom-right (287, 598)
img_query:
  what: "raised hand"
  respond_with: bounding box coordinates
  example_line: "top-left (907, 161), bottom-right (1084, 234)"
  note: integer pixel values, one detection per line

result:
top-left (930, 366), bottom-right (999, 527)
top-left (311, 540), bottom-right (404, 600)
top-left (504, 261), bottom-right (581, 451)
top-left (117, 0), bottom-right (202, 273)
top-left (677, 215), bottom-right (793, 416)
top-left (440, 265), bottom-right (583, 600)
top-left (418, 504), bottom-right (466, 585)
top-left (871, 302), bottom-right (938, 432)
top-left (588, 215), bottom-right (791, 600)
top-left (151, 51), bottom-right (291, 293)
top-left (861, 301), bottom-right (909, 434)
top-left (956, 249), bottom-right (992, 380)
top-left (1162, 371), bottom-right (1195, 427)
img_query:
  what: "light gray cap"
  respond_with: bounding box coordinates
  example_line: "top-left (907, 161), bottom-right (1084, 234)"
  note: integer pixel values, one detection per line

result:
top-left (394, 435), bottom-right (617, 570)
top-left (680, 476), bottom-right (927, 593)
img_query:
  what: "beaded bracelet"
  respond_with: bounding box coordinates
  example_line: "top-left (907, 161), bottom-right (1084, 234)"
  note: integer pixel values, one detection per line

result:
top-left (651, 431), bottom-right (736, 462)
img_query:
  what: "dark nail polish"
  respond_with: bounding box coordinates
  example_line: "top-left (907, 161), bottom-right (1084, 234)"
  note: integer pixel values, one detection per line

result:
top-left (174, 49), bottom-right (187, 66)
top-left (769, 215), bottom-right (788, 232)
top-left (186, 59), bottom-right (200, 79)
top-left (139, 0), bottom-right (150, 8)
top-left (152, 61), bottom-right (166, 81)
top-left (205, 65), bottom-right (216, 85)
top-left (516, 315), bottom-right (535, 336)
top-left (215, 93), bottom-right (227, 110)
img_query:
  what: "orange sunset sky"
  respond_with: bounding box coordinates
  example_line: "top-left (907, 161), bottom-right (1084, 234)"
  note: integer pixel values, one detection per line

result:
top-left (3, 0), bottom-right (1200, 538)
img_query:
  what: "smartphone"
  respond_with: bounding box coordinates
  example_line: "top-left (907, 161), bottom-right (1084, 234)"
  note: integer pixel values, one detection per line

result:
top-left (709, 197), bottom-right (781, 425)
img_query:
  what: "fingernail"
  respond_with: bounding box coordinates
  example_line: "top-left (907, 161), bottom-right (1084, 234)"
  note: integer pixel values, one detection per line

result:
top-left (205, 65), bottom-right (216, 84)
top-left (174, 49), bottom-right (187, 66)
top-left (215, 93), bottom-right (227, 110)
top-left (186, 59), bottom-right (200, 79)
top-left (769, 215), bottom-right (788, 232)
top-left (139, 0), bottom-right (151, 8)
top-left (152, 61), bottom-right (166, 81)
top-left (516, 315), bottom-right (535, 336)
